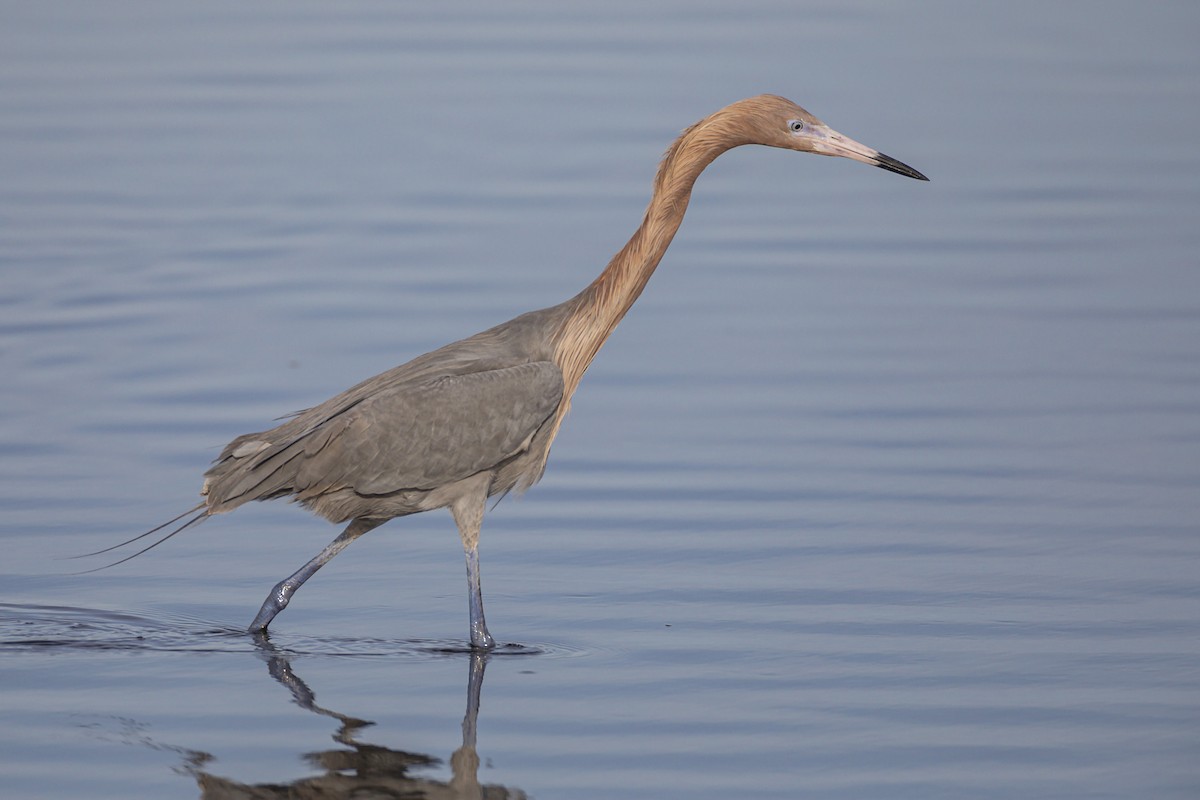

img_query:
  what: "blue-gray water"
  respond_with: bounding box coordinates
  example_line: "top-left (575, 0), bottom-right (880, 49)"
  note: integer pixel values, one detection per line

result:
top-left (2, 2), bottom-right (1198, 798)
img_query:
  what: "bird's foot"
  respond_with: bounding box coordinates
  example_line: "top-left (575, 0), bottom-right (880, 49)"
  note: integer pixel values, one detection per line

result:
top-left (469, 625), bottom-right (496, 651)
top-left (247, 579), bottom-right (293, 632)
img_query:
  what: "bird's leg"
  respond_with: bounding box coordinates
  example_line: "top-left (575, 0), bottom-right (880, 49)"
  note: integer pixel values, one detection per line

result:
top-left (248, 517), bottom-right (383, 632)
top-left (450, 479), bottom-right (495, 650)
top-left (464, 546), bottom-right (494, 650)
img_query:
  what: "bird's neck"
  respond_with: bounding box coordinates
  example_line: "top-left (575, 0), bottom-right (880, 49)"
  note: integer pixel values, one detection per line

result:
top-left (554, 116), bottom-right (741, 395)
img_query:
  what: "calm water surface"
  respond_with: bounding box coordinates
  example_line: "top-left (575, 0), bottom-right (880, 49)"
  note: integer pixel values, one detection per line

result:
top-left (2, 2), bottom-right (1198, 798)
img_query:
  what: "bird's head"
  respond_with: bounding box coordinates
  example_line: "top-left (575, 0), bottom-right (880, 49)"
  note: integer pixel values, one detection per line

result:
top-left (733, 94), bottom-right (929, 181)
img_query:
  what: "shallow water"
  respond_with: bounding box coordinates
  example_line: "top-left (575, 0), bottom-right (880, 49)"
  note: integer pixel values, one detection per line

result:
top-left (2, 1), bottom-right (1199, 798)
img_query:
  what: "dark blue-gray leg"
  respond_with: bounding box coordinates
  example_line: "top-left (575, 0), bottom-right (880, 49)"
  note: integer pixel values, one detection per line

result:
top-left (449, 476), bottom-right (496, 650)
top-left (464, 546), bottom-right (495, 649)
top-left (248, 518), bottom-right (383, 632)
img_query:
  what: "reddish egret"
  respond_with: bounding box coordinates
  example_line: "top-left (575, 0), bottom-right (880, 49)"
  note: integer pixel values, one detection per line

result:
top-left (94, 95), bottom-right (927, 649)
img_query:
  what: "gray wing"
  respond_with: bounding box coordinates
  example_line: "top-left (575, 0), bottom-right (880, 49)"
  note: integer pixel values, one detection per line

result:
top-left (205, 361), bottom-right (563, 509)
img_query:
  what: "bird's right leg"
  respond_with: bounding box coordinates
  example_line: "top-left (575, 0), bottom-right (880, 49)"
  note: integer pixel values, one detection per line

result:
top-left (248, 517), bottom-right (383, 632)
top-left (449, 476), bottom-right (495, 650)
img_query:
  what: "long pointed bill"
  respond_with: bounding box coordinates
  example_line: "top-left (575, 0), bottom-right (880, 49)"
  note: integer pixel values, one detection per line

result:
top-left (809, 125), bottom-right (929, 181)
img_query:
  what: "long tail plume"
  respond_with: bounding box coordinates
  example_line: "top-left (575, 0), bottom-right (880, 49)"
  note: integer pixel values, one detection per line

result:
top-left (68, 503), bottom-right (208, 574)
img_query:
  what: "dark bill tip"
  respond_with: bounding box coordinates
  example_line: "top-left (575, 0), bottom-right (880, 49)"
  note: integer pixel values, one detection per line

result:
top-left (874, 152), bottom-right (929, 181)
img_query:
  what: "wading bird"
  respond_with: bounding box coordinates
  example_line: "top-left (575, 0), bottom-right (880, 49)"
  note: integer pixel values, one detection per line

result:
top-left (91, 95), bottom-right (927, 649)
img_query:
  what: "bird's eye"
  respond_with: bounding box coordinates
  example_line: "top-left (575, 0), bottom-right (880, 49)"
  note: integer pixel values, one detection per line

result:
top-left (789, 120), bottom-right (804, 133)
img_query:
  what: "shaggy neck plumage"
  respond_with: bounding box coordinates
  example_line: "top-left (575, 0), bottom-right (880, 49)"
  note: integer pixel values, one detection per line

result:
top-left (554, 107), bottom-right (752, 397)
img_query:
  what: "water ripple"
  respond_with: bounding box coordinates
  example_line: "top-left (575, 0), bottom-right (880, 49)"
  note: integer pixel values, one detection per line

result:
top-left (0, 602), bottom-right (589, 660)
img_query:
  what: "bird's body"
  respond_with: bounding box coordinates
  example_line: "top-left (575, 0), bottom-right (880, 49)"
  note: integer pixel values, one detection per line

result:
top-left (100, 95), bottom-right (926, 649)
top-left (203, 304), bottom-right (571, 525)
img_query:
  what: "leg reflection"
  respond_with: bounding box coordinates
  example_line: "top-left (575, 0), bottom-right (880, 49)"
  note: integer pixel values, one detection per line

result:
top-left (178, 633), bottom-right (526, 799)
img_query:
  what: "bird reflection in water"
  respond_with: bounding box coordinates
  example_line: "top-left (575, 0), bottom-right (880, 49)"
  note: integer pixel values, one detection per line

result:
top-left (185, 637), bottom-right (525, 800)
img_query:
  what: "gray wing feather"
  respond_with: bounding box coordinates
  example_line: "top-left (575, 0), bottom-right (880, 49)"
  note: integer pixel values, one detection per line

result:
top-left (303, 361), bottom-right (562, 494)
top-left (207, 361), bottom-right (563, 509)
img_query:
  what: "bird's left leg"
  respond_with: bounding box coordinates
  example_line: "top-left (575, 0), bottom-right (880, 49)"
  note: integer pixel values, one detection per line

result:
top-left (248, 517), bottom-right (384, 632)
top-left (449, 476), bottom-right (495, 650)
